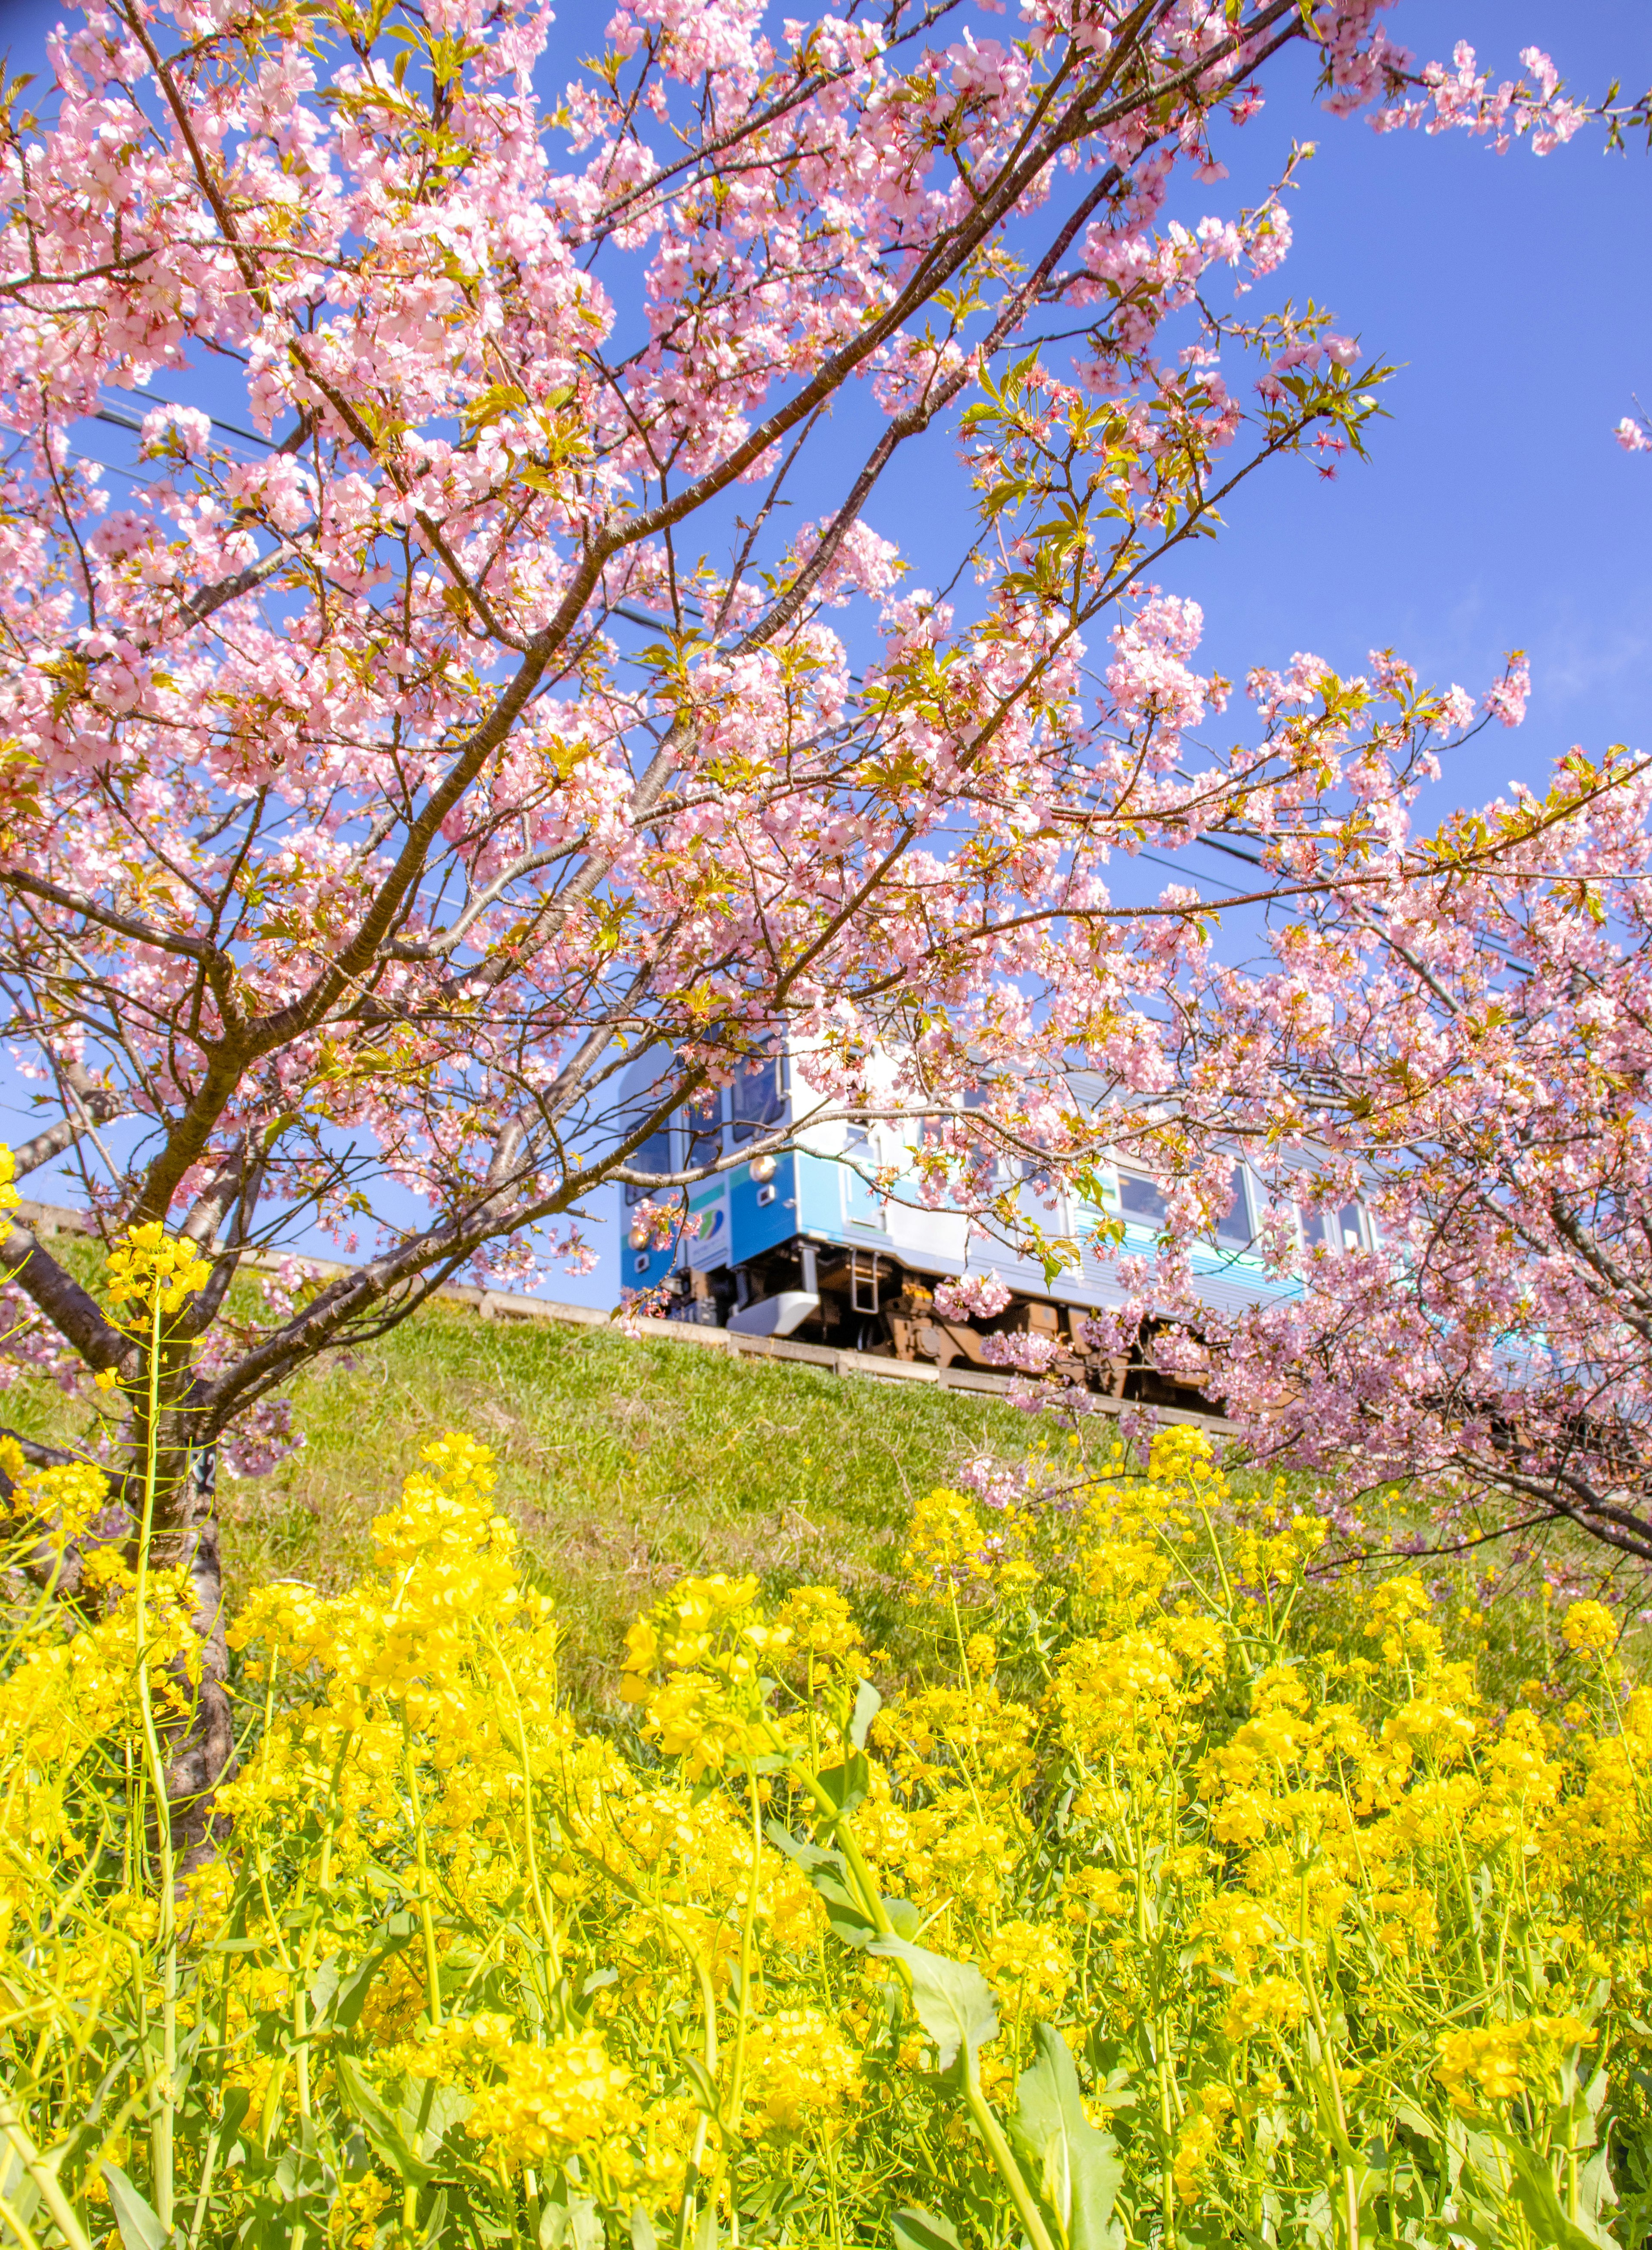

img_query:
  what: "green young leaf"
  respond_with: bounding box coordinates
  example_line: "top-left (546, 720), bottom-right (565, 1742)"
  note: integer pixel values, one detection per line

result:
top-left (891, 2206), bottom-right (963, 2250)
top-left (307, 1951), bottom-right (342, 2019)
top-left (100, 2163), bottom-right (167, 2250)
top-left (331, 1913), bottom-right (419, 2034)
top-left (216, 2086), bottom-right (253, 2171)
top-left (1580, 2147), bottom-right (1620, 2231)
top-left (1479, 2127), bottom-right (1620, 2250)
top-left (539, 2197), bottom-right (602, 2250)
top-left (869, 1935), bottom-right (998, 2072)
top-left (406, 2077), bottom-right (472, 2162)
top-left (0, 2148), bottom-right (39, 2234)
top-left (1011, 2023), bottom-right (1125, 2250)
top-left (335, 2056), bottom-right (434, 2188)
top-left (630, 2207), bottom-right (659, 2250)
top-left (762, 1820), bottom-right (834, 1872)
top-left (764, 1819), bottom-right (885, 1946)
top-left (849, 1679), bottom-right (883, 1750)
top-left (814, 1750), bottom-right (869, 1819)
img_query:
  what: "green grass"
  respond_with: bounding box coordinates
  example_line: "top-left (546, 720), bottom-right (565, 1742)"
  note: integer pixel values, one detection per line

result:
top-left (230, 1309), bottom-right (1046, 1701)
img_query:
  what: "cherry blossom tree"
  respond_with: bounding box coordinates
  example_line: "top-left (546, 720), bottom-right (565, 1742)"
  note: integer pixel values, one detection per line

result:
top-left (0, 0), bottom-right (1630, 1842)
top-left (1095, 726), bottom-right (1652, 1585)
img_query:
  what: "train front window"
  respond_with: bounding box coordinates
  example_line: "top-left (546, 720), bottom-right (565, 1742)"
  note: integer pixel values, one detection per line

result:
top-left (1118, 1173), bottom-right (1167, 1229)
top-left (1339, 1204), bottom-right (1363, 1251)
top-left (1214, 1163), bottom-right (1253, 1249)
top-left (686, 1087), bottom-right (722, 1168)
top-left (622, 1127), bottom-right (674, 1206)
top-left (731, 1051), bottom-right (784, 1142)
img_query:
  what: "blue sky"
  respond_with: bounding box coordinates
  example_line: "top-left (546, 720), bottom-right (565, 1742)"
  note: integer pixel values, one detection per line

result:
top-left (0, 0), bottom-right (1645, 1304)
top-left (1175, 3), bottom-right (1652, 811)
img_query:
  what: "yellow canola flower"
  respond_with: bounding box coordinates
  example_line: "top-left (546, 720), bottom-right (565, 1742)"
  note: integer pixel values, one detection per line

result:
top-left (1055, 1627), bottom-right (1202, 1772)
top-left (0, 1451), bottom-right (109, 1560)
top-left (0, 1142), bottom-right (17, 1216)
top-left (743, 2006), bottom-right (863, 2135)
top-left (1223, 1975), bottom-right (1308, 2043)
top-left (1436, 2015), bottom-right (1596, 2116)
top-left (9, 1411), bottom-right (1652, 2250)
top-left (1563, 1599), bottom-right (1617, 1655)
top-left (773, 1584), bottom-right (869, 1671)
top-left (984, 1917), bottom-right (1074, 2018)
top-left (903, 1487), bottom-right (992, 1592)
top-left (1173, 2085), bottom-right (1235, 2208)
top-left (620, 1572), bottom-right (784, 1699)
top-left (104, 1220), bottom-right (210, 1322)
top-left (1364, 1574), bottom-right (1443, 1663)
top-left (1147, 1424), bottom-right (1221, 1486)
top-left (642, 1669), bottom-right (763, 1780)
top-left (231, 1430), bottom-right (528, 1699)
top-left (465, 2028), bottom-right (641, 2176)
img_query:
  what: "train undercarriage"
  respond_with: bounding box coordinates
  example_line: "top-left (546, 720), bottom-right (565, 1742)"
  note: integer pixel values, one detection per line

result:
top-left (652, 1233), bottom-right (1221, 1414)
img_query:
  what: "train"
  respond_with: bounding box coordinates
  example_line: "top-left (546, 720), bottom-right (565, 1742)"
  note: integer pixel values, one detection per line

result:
top-left (617, 1040), bottom-right (1374, 1409)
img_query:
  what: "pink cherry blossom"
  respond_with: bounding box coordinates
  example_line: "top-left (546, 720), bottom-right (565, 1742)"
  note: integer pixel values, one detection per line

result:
top-left (932, 1274), bottom-right (1014, 1322)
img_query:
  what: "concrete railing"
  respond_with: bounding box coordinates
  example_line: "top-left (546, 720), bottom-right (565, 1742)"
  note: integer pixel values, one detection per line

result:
top-left (10, 1196), bottom-right (1233, 1435)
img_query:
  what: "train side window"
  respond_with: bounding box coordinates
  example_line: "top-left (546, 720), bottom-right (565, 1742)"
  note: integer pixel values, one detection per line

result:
top-left (1295, 1198), bottom-right (1370, 1253)
top-left (622, 1127), bottom-right (675, 1206)
top-left (731, 1050), bottom-right (784, 1143)
top-left (1118, 1173), bottom-right (1167, 1229)
top-left (1214, 1163), bottom-right (1253, 1249)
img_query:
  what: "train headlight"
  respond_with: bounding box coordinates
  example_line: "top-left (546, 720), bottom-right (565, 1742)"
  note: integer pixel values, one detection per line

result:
top-left (749, 1152), bottom-right (778, 1183)
top-left (628, 1221), bottom-right (650, 1250)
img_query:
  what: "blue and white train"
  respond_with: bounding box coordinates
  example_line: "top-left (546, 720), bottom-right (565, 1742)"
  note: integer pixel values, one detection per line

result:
top-left (617, 1040), bottom-right (1373, 1405)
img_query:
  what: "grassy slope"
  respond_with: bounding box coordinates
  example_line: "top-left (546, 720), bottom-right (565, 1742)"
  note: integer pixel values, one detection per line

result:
top-left (0, 1244), bottom-right (1593, 1712)
top-left (247, 1313), bottom-right (1602, 1719)
top-left (227, 1308), bottom-right (1043, 1700)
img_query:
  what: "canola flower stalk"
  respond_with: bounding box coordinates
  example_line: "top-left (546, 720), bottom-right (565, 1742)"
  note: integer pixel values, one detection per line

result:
top-left (0, 2098), bottom-right (94, 2250)
top-left (120, 1219), bottom-right (212, 2235)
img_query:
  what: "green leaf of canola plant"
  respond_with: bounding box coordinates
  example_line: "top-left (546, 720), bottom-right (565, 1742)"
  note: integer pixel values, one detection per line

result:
top-left (850, 1680), bottom-right (883, 1750)
top-left (869, 1935), bottom-right (998, 2072)
top-left (335, 2056), bottom-right (434, 2188)
top-left (100, 2162), bottom-right (167, 2250)
top-left (1011, 2023), bottom-right (1125, 2250)
top-left (814, 1751), bottom-right (869, 1818)
top-left (1483, 2127), bottom-right (1621, 2250)
top-left (539, 2198), bottom-right (602, 2250)
top-left (765, 1820), bottom-right (915, 1949)
top-left (891, 2206), bottom-right (963, 2250)
top-left (332, 1911), bottom-right (419, 2034)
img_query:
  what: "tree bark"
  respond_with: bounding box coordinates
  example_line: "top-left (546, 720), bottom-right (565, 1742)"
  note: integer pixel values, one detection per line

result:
top-left (148, 1443), bottom-right (236, 1871)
